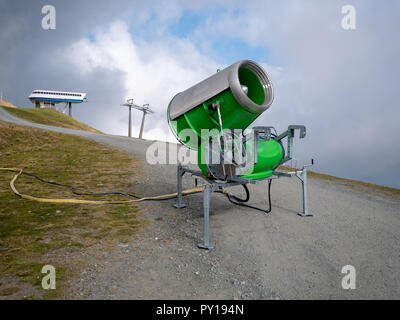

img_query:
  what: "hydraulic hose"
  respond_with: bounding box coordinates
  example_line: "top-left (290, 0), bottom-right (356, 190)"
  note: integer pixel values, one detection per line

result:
top-left (0, 168), bottom-right (203, 204)
top-left (226, 180), bottom-right (272, 214)
top-left (0, 167), bottom-right (273, 214)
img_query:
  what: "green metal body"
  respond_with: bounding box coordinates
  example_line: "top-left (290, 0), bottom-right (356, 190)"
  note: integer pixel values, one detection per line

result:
top-left (241, 139), bottom-right (283, 180)
top-left (196, 138), bottom-right (283, 180)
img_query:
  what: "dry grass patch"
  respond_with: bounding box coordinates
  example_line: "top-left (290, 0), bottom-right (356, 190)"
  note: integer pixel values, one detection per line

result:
top-left (2, 106), bottom-right (102, 133)
top-left (0, 121), bottom-right (146, 299)
top-left (0, 99), bottom-right (17, 109)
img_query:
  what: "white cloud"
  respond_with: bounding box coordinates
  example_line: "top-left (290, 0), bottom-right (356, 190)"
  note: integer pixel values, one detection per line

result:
top-left (62, 20), bottom-right (219, 140)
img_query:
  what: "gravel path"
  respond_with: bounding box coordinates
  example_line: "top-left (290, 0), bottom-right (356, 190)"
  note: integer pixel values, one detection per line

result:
top-left (1, 107), bottom-right (399, 299)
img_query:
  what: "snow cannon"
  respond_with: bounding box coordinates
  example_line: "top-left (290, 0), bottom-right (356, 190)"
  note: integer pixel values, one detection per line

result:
top-left (168, 60), bottom-right (312, 250)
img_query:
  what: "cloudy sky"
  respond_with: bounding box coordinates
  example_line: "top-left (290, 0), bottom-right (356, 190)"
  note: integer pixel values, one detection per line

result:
top-left (1, 0), bottom-right (399, 188)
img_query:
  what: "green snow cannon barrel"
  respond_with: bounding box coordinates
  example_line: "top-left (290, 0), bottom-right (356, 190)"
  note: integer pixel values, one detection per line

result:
top-left (167, 59), bottom-right (283, 180)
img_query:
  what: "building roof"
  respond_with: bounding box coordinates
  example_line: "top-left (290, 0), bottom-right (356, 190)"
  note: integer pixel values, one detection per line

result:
top-left (28, 90), bottom-right (87, 104)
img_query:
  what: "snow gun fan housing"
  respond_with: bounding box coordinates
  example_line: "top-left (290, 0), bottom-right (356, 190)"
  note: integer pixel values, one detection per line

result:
top-left (168, 60), bottom-right (273, 149)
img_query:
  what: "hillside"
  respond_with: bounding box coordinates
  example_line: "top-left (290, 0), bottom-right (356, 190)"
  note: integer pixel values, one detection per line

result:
top-left (0, 120), bottom-right (143, 299)
top-left (0, 99), bottom-right (17, 109)
top-left (1, 105), bottom-right (102, 133)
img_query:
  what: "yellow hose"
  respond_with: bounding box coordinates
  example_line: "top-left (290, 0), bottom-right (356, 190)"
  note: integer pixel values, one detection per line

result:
top-left (0, 167), bottom-right (204, 204)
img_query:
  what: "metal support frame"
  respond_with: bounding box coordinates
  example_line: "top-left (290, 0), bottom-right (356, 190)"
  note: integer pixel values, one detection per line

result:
top-left (174, 163), bottom-right (258, 250)
top-left (275, 125), bottom-right (306, 164)
top-left (68, 102), bottom-right (72, 117)
top-left (121, 100), bottom-right (154, 139)
top-left (197, 184), bottom-right (215, 250)
top-left (295, 167), bottom-right (313, 217)
top-left (128, 106), bottom-right (132, 137)
top-left (174, 164), bottom-right (314, 249)
top-left (273, 160), bottom-right (314, 217)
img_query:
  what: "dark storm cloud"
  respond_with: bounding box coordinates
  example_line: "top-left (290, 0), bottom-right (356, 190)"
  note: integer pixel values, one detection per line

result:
top-left (0, 0), bottom-right (141, 106)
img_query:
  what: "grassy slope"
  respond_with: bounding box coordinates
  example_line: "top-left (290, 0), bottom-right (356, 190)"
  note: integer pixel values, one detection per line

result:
top-left (2, 106), bottom-right (102, 133)
top-left (0, 99), bottom-right (17, 108)
top-left (0, 121), bottom-right (145, 299)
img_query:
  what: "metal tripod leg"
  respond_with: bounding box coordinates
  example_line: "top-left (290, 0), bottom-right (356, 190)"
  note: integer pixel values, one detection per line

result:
top-left (198, 184), bottom-right (215, 250)
top-left (174, 164), bottom-right (186, 208)
top-left (296, 168), bottom-right (313, 217)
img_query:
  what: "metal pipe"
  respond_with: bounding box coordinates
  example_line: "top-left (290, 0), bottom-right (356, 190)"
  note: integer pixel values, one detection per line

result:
top-left (174, 164), bottom-right (186, 208)
top-left (198, 185), bottom-right (215, 250)
top-left (296, 168), bottom-right (313, 217)
top-left (139, 111), bottom-right (146, 139)
top-left (128, 106), bottom-right (132, 138)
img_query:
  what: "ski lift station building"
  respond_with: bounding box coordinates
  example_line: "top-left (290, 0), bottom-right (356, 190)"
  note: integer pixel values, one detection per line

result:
top-left (28, 90), bottom-right (87, 116)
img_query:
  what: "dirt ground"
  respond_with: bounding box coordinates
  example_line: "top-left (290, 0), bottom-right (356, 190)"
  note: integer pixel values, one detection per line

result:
top-left (69, 154), bottom-right (400, 299)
